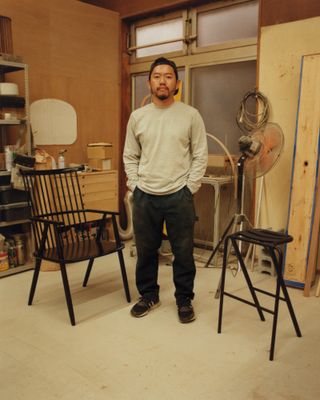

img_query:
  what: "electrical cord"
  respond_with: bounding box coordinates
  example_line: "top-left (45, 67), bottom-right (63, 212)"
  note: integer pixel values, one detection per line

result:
top-left (206, 132), bottom-right (236, 176)
top-left (236, 89), bottom-right (269, 133)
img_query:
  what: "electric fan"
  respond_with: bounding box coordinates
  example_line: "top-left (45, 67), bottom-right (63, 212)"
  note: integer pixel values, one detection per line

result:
top-left (239, 122), bottom-right (285, 179)
top-left (205, 122), bottom-right (285, 284)
top-left (202, 89), bottom-right (285, 297)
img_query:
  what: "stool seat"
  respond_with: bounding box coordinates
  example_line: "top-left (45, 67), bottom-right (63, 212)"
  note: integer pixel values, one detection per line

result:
top-left (232, 229), bottom-right (293, 246)
top-left (217, 228), bottom-right (302, 361)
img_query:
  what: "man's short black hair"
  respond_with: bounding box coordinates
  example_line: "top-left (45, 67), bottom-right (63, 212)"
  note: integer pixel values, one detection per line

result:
top-left (148, 57), bottom-right (179, 81)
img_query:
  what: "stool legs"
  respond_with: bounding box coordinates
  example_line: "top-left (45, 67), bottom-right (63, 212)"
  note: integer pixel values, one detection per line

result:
top-left (231, 238), bottom-right (265, 321)
top-left (217, 235), bottom-right (302, 361)
top-left (270, 248), bottom-right (302, 337)
top-left (269, 270), bottom-right (281, 360)
top-left (218, 237), bottom-right (265, 334)
top-left (217, 238), bottom-right (229, 333)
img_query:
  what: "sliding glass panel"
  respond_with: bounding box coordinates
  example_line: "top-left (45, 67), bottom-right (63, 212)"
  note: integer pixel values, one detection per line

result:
top-left (197, 1), bottom-right (258, 47)
top-left (191, 60), bottom-right (256, 154)
top-left (136, 18), bottom-right (183, 58)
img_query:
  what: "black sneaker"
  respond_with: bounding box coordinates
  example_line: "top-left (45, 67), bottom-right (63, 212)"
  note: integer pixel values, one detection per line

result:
top-left (177, 301), bottom-right (196, 323)
top-left (130, 297), bottom-right (160, 318)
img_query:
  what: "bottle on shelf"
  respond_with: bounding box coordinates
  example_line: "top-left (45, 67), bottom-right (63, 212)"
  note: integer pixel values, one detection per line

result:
top-left (14, 236), bottom-right (25, 265)
top-left (58, 149), bottom-right (67, 169)
top-left (7, 239), bottom-right (17, 268)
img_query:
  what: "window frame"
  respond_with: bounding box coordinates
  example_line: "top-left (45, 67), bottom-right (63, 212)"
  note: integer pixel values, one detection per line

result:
top-left (129, 0), bottom-right (258, 107)
top-left (190, 0), bottom-right (259, 55)
top-left (129, 10), bottom-right (188, 64)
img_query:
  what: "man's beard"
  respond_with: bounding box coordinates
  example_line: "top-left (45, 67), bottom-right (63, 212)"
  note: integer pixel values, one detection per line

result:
top-left (157, 93), bottom-right (169, 100)
top-left (151, 87), bottom-right (171, 101)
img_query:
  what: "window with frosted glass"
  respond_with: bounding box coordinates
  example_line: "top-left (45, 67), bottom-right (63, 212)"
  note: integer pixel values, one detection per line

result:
top-left (197, 1), bottom-right (258, 47)
top-left (136, 18), bottom-right (183, 58)
top-left (133, 69), bottom-right (185, 110)
top-left (191, 61), bottom-right (256, 154)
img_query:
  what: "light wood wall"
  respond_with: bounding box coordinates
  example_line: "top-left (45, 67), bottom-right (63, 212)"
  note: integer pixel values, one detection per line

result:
top-left (0, 0), bottom-right (120, 167)
top-left (258, 17), bottom-right (320, 230)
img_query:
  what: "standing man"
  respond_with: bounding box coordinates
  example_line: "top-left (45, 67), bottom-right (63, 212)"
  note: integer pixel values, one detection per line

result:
top-left (123, 57), bottom-right (208, 323)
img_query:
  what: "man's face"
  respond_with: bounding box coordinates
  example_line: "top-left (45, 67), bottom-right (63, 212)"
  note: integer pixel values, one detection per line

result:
top-left (148, 64), bottom-right (178, 101)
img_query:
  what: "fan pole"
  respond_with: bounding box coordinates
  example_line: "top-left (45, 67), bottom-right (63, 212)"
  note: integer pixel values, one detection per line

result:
top-left (204, 155), bottom-right (251, 269)
top-left (203, 155), bottom-right (253, 298)
top-left (244, 176), bottom-right (265, 270)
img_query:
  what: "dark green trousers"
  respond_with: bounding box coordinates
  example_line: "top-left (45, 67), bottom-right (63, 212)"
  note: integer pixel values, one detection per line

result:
top-left (133, 186), bottom-right (196, 306)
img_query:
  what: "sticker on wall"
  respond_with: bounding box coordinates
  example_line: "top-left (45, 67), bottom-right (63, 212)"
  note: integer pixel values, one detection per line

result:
top-left (30, 98), bottom-right (77, 145)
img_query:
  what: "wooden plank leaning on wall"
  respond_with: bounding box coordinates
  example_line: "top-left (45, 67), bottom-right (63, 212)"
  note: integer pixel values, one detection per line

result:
top-left (284, 53), bottom-right (320, 289)
top-left (304, 168), bottom-right (320, 296)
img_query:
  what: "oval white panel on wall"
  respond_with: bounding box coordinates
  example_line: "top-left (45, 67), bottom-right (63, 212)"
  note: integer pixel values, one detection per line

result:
top-left (30, 99), bottom-right (77, 145)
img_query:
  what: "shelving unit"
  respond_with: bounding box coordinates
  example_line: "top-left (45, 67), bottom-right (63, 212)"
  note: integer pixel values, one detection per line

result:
top-left (0, 59), bottom-right (31, 154)
top-left (0, 58), bottom-right (33, 278)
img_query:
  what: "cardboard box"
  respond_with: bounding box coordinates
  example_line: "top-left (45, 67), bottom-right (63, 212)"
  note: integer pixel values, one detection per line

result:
top-left (88, 158), bottom-right (112, 170)
top-left (87, 145), bottom-right (113, 159)
top-left (35, 156), bottom-right (53, 170)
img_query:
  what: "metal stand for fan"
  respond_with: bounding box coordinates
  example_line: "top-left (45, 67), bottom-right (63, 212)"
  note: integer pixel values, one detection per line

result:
top-left (203, 154), bottom-right (252, 298)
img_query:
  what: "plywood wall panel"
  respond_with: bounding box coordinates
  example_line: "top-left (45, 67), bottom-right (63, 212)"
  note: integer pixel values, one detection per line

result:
top-left (284, 53), bottom-right (320, 287)
top-left (0, 0), bottom-right (120, 167)
top-left (258, 17), bottom-right (320, 231)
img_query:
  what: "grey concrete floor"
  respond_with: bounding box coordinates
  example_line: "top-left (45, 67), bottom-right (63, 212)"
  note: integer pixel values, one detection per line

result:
top-left (0, 242), bottom-right (319, 400)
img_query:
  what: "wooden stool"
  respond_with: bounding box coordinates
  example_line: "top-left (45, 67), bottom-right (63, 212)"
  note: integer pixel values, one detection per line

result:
top-left (217, 229), bottom-right (302, 360)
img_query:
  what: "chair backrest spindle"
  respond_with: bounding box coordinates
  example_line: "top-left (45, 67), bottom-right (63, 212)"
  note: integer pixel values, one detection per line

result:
top-left (21, 167), bottom-right (87, 252)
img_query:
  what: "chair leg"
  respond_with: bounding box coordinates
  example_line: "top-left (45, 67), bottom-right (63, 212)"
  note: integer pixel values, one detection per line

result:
top-left (59, 262), bottom-right (76, 326)
top-left (83, 258), bottom-right (94, 287)
top-left (28, 257), bottom-right (43, 305)
top-left (117, 250), bottom-right (131, 302)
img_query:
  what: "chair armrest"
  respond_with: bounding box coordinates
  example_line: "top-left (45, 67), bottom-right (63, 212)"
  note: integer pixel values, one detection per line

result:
top-left (30, 216), bottom-right (64, 226)
top-left (84, 209), bottom-right (120, 216)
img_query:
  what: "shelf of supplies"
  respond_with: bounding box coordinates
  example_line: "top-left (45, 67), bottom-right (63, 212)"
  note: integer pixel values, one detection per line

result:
top-left (0, 95), bottom-right (26, 108)
top-left (0, 262), bottom-right (34, 278)
top-left (0, 60), bottom-right (27, 74)
top-left (0, 118), bottom-right (25, 125)
top-left (0, 219), bottom-right (30, 228)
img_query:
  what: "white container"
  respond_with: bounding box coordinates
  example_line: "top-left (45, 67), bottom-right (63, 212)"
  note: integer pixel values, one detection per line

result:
top-left (4, 146), bottom-right (13, 171)
top-left (0, 82), bottom-right (19, 95)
